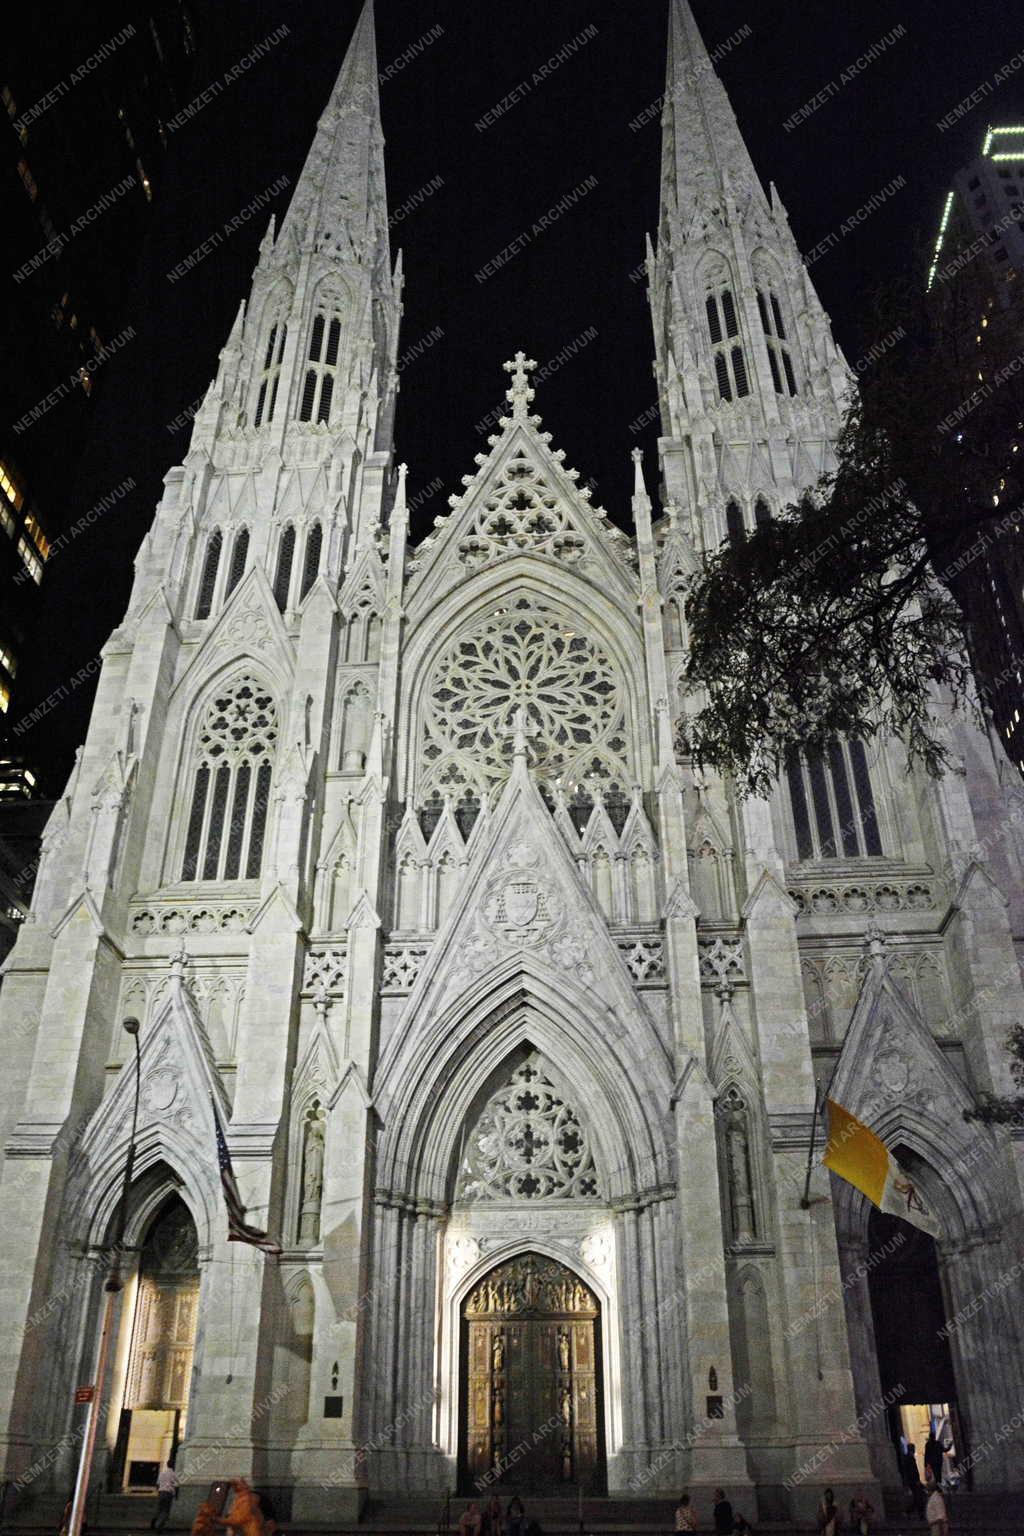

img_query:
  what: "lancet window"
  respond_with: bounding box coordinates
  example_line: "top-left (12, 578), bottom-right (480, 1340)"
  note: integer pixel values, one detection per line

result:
top-left (254, 321), bottom-right (287, 427)
top-left (194, 530), bottom-right (222, 620)
top-left (756, 286), bottom-right (798, 397)
top-left (225, 527), bottom-right (249, 597)
top-left (298, 306), bottom-right (342, 424)
top-left (785, 739), bottom-right (882, 860)
top-left (706, 283), bottom-right (750, 402)
top-left (181, 675), bottom-right (278, 881)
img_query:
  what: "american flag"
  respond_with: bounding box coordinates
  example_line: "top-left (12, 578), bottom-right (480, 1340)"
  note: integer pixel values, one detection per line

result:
top-left (211, 1097), bottom-right (282, 1255)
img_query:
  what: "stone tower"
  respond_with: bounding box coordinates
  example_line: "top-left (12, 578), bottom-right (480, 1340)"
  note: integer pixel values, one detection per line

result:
top-left (0, 0), bottom-right (1022, 1524)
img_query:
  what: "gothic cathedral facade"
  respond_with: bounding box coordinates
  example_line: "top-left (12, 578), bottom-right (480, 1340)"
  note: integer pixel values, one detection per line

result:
top-left (1, 1), bottom-right (1023, 1523)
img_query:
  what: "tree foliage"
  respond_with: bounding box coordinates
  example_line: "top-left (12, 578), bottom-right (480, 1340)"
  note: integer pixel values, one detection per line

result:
top-left (963, 1023), bottom-right (1024, 1127)
top-left (684, 249), bottom-right (1024, 797)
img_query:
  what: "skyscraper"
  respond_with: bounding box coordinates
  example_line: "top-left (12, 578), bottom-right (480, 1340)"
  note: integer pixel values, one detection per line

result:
top-left (0, 3), bottom-right (1021, 1525)
top-left (928, 124), bottom-right (1024, 777)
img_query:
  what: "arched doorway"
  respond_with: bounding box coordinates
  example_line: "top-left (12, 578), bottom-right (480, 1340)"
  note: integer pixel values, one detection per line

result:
top-left (110, 1196), bottom-right (200, 1490)
top-left (865, 1202), bottom-right (965, 1486)
top-left (459, 1252), bottom-right (606, 1495)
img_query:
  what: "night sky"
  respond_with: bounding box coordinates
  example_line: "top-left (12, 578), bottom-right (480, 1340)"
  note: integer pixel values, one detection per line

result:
top-left (9, 0), bottom-right (1022, 788)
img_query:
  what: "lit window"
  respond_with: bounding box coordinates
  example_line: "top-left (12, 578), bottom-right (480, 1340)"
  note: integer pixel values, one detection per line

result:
top-left (0, 505), bottom-right (14, 539)
top-left (786, 740), bottom-right (882, 860)
top-left (23, 512), bottom-right (48, 558)
top-left (0, 682), bottom-right (9, 714)
top-left (16, 538), bottom-right (43, 583)
top-left (0, 463), bottom-right (25, 511)
top-left (17, 160), bottom-right (37, 200)
top-left (0, 642), bottom-right (15, 676)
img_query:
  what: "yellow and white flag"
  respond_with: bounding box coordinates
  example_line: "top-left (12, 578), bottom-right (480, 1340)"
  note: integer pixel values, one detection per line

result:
top-left (823, 1098), bottom-right (940, 1237)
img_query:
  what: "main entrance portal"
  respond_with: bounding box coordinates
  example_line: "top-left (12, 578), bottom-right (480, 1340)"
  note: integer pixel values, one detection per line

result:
top-left (460, 1253), bottom-right (605, 1495)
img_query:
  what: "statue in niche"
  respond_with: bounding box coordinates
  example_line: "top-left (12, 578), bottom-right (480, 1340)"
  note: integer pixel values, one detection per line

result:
top-left (726, 1104), bottom-right (756, 1242)
top-left (560, 1386), bottom-right (572, 1425)
top-left (298, 1101), bottom-right (326, 1244)
top-left (492, 1332), bottom-right (504, 1372)
top-left (493, 1387), bottom-right (504, 1425)
top-left (558, 1329), bottom-right (571, 1371)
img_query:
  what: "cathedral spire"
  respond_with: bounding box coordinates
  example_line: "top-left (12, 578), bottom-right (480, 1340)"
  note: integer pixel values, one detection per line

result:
top-left (278, 0), bottom-right (387, 263)
top-left (650, 0), bottom-right (850, 552)
top-left (662, 0), bottom-right (765, 220)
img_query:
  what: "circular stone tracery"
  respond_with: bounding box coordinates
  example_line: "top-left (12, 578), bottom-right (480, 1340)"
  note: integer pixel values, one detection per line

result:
top-left (419, 597), bottom-right (630, 800)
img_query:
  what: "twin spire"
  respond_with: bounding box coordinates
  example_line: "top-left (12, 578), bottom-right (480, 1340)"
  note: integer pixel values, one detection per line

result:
top-left (662, 0), bottom-right (765, 219)
top-left (277, 0), bottom-right (387, 264)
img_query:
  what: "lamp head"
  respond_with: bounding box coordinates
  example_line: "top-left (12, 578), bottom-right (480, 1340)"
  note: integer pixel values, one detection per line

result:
top-left (122, 1017), bottom-right (141, 1036)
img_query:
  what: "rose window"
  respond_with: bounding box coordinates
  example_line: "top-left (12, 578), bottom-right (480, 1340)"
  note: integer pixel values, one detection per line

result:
top-left (419, 597), bottom-right (630, 800)
top-left (456, 1055), bottom-right (601, 1202)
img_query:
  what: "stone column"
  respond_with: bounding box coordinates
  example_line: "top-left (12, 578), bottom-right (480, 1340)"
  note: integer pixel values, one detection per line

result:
top-left (741, 864), bottom-right (877, 1518)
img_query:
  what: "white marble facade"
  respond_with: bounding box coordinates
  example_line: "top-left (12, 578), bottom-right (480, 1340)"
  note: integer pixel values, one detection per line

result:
top-left (0, 0), bottom-right (1023, 1523)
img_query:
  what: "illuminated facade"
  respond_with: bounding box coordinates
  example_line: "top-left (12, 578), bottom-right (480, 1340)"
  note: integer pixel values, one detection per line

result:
top-left (0, 3), bottom-right (1023, 1525)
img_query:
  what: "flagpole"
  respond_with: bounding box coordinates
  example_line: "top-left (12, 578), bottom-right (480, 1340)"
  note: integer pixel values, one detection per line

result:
top-left (800, 1079), bottom-right (823, 1210)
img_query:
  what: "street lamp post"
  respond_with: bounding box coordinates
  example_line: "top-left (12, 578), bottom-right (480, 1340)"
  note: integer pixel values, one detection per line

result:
top-left (67, 1018), bottom-right (142, 1536)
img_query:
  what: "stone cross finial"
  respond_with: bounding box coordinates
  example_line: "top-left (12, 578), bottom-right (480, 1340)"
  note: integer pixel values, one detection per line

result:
top-left (505, 705), bottom-right (538, 762)
top-left (503, 351), bottom-right (538, 416)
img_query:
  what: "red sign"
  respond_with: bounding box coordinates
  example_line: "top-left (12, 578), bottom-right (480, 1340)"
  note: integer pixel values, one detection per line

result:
top-left (74, 1386), bottom-right (95, 1404)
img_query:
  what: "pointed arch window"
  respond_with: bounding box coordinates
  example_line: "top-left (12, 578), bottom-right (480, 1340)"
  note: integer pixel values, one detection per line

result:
top-left (194, 530), bottom-right (222, 619)
top-left (785, 739), bottom-right (882, 861)
top-left (254, 321), bottom-right (287, 428)
top-left (273, 524), bottom-right (295, 612)
top-left (754, 498), bottom-right (771, 529)
top-left (300, 521), bottom-right (323, 601)
top-left (298, 305), bottom-right (343, 424)
top-left (757, 285), bottom-right (799, 397)
top-left (181, 675), bottom-right (278, 881)
top-left (225, 527), bottom-right (249, 597)
top-left (456, 1053), bottom-right (602, 1202)
top-left (726, 500), bottom-right (745, 548)
top-left (706, 281), bottom-right (749, 402)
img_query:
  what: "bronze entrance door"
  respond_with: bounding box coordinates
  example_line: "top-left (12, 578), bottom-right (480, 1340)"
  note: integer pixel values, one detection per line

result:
top-left (461, 1252), bottom-right (604, 1494)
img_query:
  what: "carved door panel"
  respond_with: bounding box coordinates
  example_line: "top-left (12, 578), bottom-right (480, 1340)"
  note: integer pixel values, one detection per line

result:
top-left (461, 1253), bottom-right (604, 1493)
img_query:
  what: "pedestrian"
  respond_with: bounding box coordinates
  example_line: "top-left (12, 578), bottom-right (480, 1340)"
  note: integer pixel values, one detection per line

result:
top-left (675, 1492), bottom-right (697, 1532)
top-left (58, 1497), bottom-right (73, 1536)
top-left (733, 1517), bottom-right (756, 1536)
top-left (151, 1462), bottom-right (180, 1532)
top-left (849, 1493), bottom-right (874, 1534)
top-left (506, 1495), bottom-right (526, 1536)
top-left (254, 1492), bottom-right (278, 1536)
top-left (713, 1488), bottom-right (734, 1534)
top-left (903, 1444), bottom-right (926, 1519)
top-left (483, 1493), bottom-right (503, 1536)
top-left (459, 1504), bottom-right (482, 1536)
top-left (816, 1488), bottom-right (839, 1536)
top-left (925, 1477), bottom-right (949, 1536)
top-left (218, 1479), bottom-right (265, 1536)
top-left (924, 1433), bottom-right (944, 1489)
